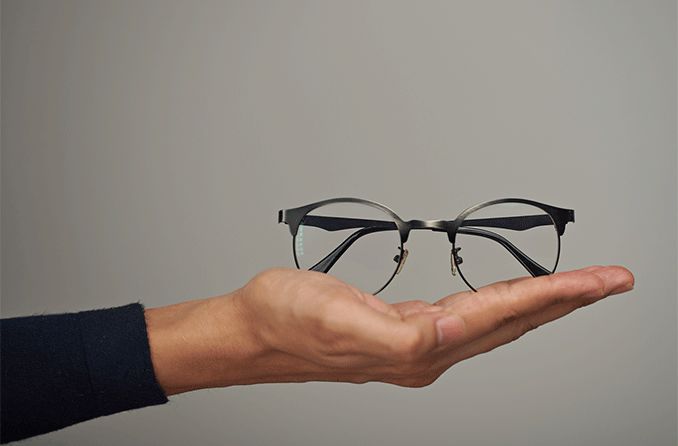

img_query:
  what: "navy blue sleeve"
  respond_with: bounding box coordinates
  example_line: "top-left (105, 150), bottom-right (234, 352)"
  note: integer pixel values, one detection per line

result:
top-left (0, 303), bottom-right (169, 443)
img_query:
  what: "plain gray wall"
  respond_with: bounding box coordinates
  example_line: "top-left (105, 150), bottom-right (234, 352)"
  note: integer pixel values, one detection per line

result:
top-left (2, 1), bottom-right (676, 445)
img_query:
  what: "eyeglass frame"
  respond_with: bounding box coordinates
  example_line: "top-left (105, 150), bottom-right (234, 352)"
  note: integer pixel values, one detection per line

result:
top-left (278, 197), bottom-right (575, 294)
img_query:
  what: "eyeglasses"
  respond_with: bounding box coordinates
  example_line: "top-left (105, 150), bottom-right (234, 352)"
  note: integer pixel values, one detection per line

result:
top-left (278, 198), bottom-right (575, 294)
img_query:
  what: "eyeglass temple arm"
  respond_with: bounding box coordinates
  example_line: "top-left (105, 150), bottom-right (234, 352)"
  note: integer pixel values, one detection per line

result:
top-left (299, 214), bottom-right (555, 232)
top-left (455, 227), bottom-right (551, 277)
top-left (307, 225), bottom-right (550, 278)
top-left (308, 226), bottom-right (389, 274)
top-left (300, 215), bottom-right (398, 231)
top-left (460, 214), bottom-right (555, 231)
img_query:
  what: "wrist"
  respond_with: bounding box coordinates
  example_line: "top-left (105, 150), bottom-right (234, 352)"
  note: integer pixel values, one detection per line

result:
top-left (144, 289), bottom-right (267, 395)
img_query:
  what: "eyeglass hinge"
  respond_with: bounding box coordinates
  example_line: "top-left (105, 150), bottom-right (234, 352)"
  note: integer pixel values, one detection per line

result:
top-left (278, 210), bottom-right (286, 224)
top-left (394, 248), bottom-right (409, 275)
top-left (450, 247), bottom-right (463, 276)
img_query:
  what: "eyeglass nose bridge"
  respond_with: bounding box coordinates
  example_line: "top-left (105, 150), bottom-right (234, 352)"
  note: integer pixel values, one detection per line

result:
top-left (402, 219), bottom-right (450, 242)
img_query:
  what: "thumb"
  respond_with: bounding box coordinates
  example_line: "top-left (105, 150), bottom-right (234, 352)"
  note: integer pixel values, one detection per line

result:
top-left (393, 310), bottom-right (466, 359)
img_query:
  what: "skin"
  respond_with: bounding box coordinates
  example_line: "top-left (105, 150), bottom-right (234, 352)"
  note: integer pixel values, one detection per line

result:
top-left (144, 265), bottom-right (634, 396)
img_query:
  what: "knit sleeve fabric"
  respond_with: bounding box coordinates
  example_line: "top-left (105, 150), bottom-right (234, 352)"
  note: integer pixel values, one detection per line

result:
top-left (1, 303), bottom-right (168, 443)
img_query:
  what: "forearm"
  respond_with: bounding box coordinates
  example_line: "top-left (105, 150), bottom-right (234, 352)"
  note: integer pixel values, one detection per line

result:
top-left (145, 289), bottom-right (318, 395)
top-left (145, 290), bottom-right (255, 394)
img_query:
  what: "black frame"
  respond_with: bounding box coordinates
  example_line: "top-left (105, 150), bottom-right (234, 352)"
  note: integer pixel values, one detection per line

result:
top-left (279, 197), bottom-right (575, 293)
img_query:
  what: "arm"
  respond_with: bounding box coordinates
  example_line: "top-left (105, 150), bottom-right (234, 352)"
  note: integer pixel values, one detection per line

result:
top-left (0, 265), bottom-right (633, 441)
top-left (145, 266), bottom-right (633, 395)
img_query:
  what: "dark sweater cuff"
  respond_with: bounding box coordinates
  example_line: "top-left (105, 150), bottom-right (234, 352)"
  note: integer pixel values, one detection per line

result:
top-left (77, 303), bottom-right (169, 417)
top-left (0, 303), bottom-right (169, 443)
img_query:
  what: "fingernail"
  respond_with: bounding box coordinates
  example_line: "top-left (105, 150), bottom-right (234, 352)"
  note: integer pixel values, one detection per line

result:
top-left (436, 314), bottom-right (466, 345)
top-left (593, 267), bottom-right (634, 295)
top-left (611, 279), bottom-right (634, 294)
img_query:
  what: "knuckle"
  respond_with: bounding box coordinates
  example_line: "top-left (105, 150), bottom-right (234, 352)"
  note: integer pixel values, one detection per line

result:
top-left (580, 273), bottom-right (607, 305)
top-left (254, 267), bottom-right (288, 281)
top-left (247, 268), bottom-right (293, 295)
top-left (247, 269), bottom-right (274, 292)
top-left (589, 271), bottom-right (607, 294)
top-left (593, 275), bottom-right (608, 299)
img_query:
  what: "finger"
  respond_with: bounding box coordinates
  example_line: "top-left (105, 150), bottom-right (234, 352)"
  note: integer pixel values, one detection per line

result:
top-left (581, 265), bottom-right (605, 272)
top-left (442, 274), bottom-right (633, 365)
top-left (433, 265), bottom-right (612, 308)
top-left (434, 266), bottom-right (634, 346)
top-left (434, 275), bottom-right (533, 308)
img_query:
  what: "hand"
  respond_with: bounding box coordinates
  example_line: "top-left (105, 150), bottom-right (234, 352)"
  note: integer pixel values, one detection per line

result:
top-left (145, 266), bottom-right (634, 395)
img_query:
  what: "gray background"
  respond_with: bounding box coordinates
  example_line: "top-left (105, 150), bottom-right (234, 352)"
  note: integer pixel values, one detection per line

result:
top-left (2, 1), bottom-right (676, 445)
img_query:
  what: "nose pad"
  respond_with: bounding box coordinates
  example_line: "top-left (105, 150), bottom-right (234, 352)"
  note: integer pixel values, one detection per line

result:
top-left (393, 248), bottom-right (409, 275)
top-left (450, 247), bottom-right (463, 276)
